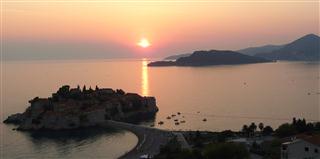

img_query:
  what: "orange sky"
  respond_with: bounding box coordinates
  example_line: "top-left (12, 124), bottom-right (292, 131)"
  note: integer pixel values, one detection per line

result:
top-left (3, 0), bottom-right (320, 59)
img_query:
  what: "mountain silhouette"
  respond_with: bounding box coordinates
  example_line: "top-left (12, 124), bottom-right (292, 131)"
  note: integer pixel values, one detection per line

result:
top-left (255, 34), bottom-right (320, 61)
top-left (164, 53), bottom-right (192, 60)
top-left (148, 50), bottom-right (271, 67)
top-left (238, 45), bottom-right (283, 56)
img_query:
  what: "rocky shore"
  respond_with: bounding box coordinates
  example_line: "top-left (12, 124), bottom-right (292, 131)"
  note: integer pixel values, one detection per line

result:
top-left (3, 85), bottom-right (158, 130)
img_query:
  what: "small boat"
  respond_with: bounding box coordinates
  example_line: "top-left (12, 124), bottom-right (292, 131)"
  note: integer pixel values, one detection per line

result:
top-left (174, 119), bottom-right (178, 122)
top-left (180, 120), bottom-right (186, 123)
top-left (177, 112), bottom-right (181, 115)
top-left (158, 121), bottom-right (164, 125)
top-left (172, 114), bottom-right (176, 117)
top-left (202, 118), bottom-right (207, 122)
top-left (197, 111), bottom-right (200, 114)
top-left (166, 116), bottom-right (171, 119)
top-left (175, 122), bottom-right (180, 125)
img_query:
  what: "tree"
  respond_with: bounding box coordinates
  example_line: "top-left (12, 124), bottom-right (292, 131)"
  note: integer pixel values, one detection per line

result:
top-left (275, 123), bottom-right (296, 137)
top-left (249, 122), bottom-right (257, 136)
top-left (315, 122), bottom-right (320, 131)
top-left (57, 85), bottom-right (70, 97)
top-left (306, 123), bottom-right (314, 131)
top-left (295, 118), bottom-right (307, 133)
top-left (95, 85), bottom-right (99, 90)
top-left (83, 85), bottom-right (87, 92)
top-left (262, 126), bottom-right (274, 136)
top-left (258, 123), bottom-right (264, 132)
top-left (242, 125), bottom-right (249, 137)
top-left (292, 117), bottom-right (297, 126)
top-left (116, 89), bottom-right (125, 95)
top-left (88, 86), bottom-right (94, 92)
top-left (79, 114), bottom-right (88, 123)
top-left (203, 143), bottom-right (249, 159)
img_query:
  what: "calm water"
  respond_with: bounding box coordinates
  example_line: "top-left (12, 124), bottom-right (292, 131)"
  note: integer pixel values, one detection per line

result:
top-left (1, 59), bottom-right (320, 158)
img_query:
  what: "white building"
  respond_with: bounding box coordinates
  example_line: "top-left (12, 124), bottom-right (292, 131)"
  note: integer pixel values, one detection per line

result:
top-left (281, 134), bottom-right (320, 159)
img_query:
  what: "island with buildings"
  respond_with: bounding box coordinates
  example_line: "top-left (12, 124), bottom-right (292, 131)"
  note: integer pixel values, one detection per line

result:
top-left (3, 85), bottom-right (158, 130)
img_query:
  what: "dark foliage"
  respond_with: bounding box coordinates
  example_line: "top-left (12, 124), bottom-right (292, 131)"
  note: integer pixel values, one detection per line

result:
top-left (203, 143), bottom-right (249, 159)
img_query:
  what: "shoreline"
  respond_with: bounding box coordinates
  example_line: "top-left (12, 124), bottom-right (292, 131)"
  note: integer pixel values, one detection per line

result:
top-left (118, 126), bottom-right (145, 159)
top-left (99, 120), bottom-right (174, 159)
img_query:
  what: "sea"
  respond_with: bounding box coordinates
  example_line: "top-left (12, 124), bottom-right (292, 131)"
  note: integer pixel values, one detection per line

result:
top-left (1, 59), bottom-right (319, 158)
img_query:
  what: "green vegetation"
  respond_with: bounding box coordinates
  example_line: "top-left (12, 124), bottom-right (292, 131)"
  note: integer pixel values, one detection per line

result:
top-left (262, 126), bottom-right (273, 136)
top-left (261, 139), bottom-right (282, 159)
top-left (79, 114), bottom-right (88, 123)
top-left (57, 85), bottom-right (70, 97)
top-left (154, 137), bottom-right (249, 159)
top-left (242, 122), bottom-right (273, 137)
top-left (116, 89), bottom-right (125, 95)
top-left (156, 118), bottom-right (320, 159)
top-left (275, 118), bottom-right (320, 137)
top-left (203, 143), bottom-right (249, 159)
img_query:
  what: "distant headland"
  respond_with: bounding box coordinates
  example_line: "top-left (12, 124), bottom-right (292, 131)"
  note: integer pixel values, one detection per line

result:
top-left (254, 34), bottom-right (320, 61)
top-left (162, 34), bottom-right (320, 62)
top-left (148, 50), bottom-right (272, 67)
top-left (3, 85), bottom-right (158, 130)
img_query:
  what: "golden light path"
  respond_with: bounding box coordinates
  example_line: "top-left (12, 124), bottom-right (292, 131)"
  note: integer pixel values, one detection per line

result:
top-left (141, 58), bottom-right (149, 96)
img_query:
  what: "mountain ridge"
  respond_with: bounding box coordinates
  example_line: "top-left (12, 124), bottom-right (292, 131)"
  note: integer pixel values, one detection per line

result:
top-left (162, 34), bottom-right (320, 61)
top-left (148, 50), bottom-right (272, 67)
top-left (255, 34), bottom-right (320, 61)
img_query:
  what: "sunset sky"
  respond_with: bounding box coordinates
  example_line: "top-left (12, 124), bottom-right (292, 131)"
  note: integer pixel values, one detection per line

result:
top-left (2, 0), bottom-right (319, 60)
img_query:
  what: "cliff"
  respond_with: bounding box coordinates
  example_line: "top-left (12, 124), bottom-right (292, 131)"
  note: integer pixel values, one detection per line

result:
top-left (4, 85), bottom-right (158, 130)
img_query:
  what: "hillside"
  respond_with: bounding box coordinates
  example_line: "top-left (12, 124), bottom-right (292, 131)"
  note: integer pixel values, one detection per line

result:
top-left (238, 45), bottom-right (283, 56)
top-left (255, 34), bottom-right (320, 61)
top-left (148, 50), bottom-right (272, 67)
top-left (164, 53), bottom-right (192, 60)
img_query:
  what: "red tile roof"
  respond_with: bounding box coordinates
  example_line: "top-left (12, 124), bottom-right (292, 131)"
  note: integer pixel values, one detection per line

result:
top-left (296, 134), bottom-right (320, 146)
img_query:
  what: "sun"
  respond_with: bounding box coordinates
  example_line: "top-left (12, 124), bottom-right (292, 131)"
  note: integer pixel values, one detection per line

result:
top-left (137, 38), bottom-right (151, 48)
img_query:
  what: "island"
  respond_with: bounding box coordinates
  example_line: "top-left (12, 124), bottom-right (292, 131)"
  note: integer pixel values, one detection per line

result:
top-left (3, 85), bottom-right (158, 130)
top-left (148, 50), bottom-right (272, 67)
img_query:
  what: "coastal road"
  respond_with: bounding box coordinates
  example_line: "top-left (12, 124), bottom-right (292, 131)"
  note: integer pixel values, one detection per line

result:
top-left (101, 120), bottom-right (174, 159)
top-left (100, 120), bottom-right (182, 159)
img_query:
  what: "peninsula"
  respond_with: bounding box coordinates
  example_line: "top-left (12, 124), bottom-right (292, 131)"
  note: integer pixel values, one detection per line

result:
top-left (3, 85), bottom-right (158, 130)
top-left (148, 50), bottom-right (272, 67)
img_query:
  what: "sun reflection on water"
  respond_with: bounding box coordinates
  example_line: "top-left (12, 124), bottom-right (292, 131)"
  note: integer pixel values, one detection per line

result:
top-left (141, 58), bottom-right (149, 96)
